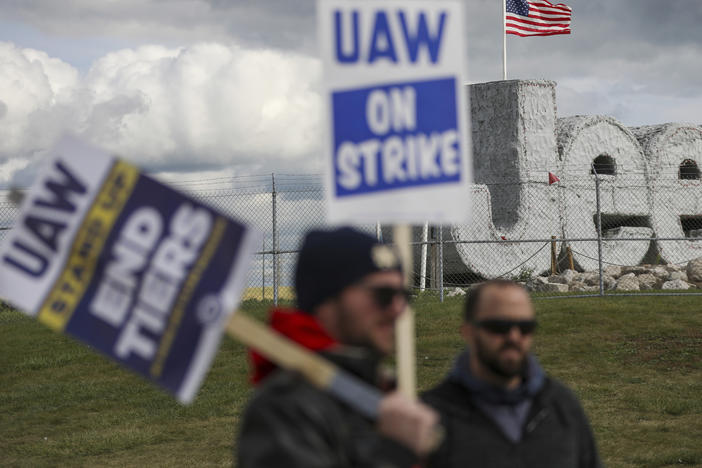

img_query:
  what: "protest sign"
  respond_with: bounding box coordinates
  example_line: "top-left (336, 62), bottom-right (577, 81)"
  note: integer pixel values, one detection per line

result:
top-left (318, 0), bottom-right (472, 224)
top-left (0, 136), bottom-right (259, 403)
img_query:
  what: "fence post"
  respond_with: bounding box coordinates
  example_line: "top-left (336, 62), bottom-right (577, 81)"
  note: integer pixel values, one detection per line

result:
top-left (272, 173), bottom-right (279, 306)
top-left (439, 225), bottom-right (444, 302)
top-left (262, 237), bottom-right (266, 301)
top-left (566, 246), bottom-right (575, 271)
top-left (550, 235), bottom-right (558, 275)
top-left (419, 222), bottom-right (428, 292)
top-left (594, 170), bottom-right (605, 296)
top-left (429, 227), bottom-right (437, 290)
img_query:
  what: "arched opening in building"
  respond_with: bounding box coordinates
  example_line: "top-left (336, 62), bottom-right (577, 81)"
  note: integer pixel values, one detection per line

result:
top-left (680, 216), bottom-right (702, 238)
top-left (592, 214), bottom-right (651, 236)
top-left (679, 159), bottom-right (700, 180)
top-left (591, 154), bottom-right (616, 176)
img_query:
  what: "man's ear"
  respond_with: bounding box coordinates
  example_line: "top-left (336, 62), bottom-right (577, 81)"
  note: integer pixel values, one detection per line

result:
top-left (316, 294), bottom-right (348, 331)
top-left (460, 322), bottom-right (473, 343)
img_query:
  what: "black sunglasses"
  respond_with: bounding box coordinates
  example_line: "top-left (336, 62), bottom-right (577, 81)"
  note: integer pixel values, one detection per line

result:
top-left (473, 319), bottom-right (538, 335)
top-left (364, 285), bottom-right (412, 308)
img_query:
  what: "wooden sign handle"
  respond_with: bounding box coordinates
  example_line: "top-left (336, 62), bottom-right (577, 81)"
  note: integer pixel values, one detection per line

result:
top-left (226, 312), bottom-right (443, 449)
top-left (226, 313), bottom-right (335, 388)
top-left (226, 313), bottom-right (385, 419)
top-left (393, 224), bottom-right (417, 399)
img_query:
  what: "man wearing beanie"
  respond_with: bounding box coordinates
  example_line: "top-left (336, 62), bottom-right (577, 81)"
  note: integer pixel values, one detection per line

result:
top-left (237, 227), bottom-right (438, 468)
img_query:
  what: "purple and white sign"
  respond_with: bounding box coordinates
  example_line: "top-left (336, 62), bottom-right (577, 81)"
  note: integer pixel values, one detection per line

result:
top-left (0, 137), bottom-right (259, 403)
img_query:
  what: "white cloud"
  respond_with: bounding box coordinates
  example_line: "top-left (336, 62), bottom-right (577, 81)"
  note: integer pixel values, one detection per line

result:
top-left (0, 41), bottom-right (323, 187)
top-left (0, 42), bottom-right (79, 165)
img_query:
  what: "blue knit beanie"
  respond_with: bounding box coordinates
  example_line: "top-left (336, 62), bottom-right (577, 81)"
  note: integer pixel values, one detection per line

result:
top-left (295, 227), bottom-right (402, 313)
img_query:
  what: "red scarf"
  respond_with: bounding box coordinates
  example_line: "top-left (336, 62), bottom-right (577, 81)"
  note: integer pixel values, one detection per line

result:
top-left (249, 308), bottom-right (338, 384)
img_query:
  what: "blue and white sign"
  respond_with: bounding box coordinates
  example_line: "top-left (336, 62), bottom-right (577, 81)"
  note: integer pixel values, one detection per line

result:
top-left (0, 137), bottom-right (260, 403)
top-left (318, 0), bottom-right (472, 223)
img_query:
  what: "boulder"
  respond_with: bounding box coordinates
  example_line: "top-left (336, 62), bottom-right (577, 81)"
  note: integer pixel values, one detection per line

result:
top-left (665, 264), bottom-right (683, 273)
top-left (667, 271), bottom-right (688, 282)
top-left (559, 269), bottom-right (577, 284)
top-left (535, 283), bottom-right (570, 293)
top-left (581, 272), bottom-right (599, 286)
top-left (603, 265), bottom-right (622, 278)
top-left (447, 287), bottom-right (466, 297)
top-left (650, 266), bottom-right (669, 280)
top-left (637, 273), bottom-right (661, 290)
top-left (686, 257), bottom-right (702, 283)
top-left (547, 274), bottom-right (567, 284)
top-left (581, 273), bottom-right (615, 289)
top-left (525, 276), bottom-right (549, 292)
top-left (548, 271), bottom-right (577, 284)
top-left (662, 279), bottom-right (691, 290)
top-left (621, 266), bottom-right (650, 276)
top-left (615, 274), bottom-right (640, 291)
top-left (570, 282), bottom-right (598, 293)
top-left (604, 275), bottom-right (617, 290)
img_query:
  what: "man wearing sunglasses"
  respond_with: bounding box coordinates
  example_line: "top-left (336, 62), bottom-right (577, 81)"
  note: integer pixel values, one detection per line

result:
top-left (238, 227), bottom-right (438, 468)
top-left (423, 279), bottom-right (602, 468)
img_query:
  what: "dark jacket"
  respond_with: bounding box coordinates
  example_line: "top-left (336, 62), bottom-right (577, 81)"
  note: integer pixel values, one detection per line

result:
top-left (236, 309), bottom-right (418, 468)
top-left (422, 354), bottom-right (602, 468)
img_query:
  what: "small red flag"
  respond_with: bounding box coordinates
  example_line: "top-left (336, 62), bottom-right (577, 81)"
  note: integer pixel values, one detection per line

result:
top-left (548, 172), bottom-right (560, 185)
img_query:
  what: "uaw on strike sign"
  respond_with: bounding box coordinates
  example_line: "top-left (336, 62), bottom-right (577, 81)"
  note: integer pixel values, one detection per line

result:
top-left (318, 0), bottom-right (472, 224)
top-left (0, 137), bottom-right (258, 403)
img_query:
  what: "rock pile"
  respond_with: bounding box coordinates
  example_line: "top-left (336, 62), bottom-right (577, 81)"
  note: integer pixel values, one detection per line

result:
top-left (439, 258), bottom-right (702, 297)
top-left (523, 259), bottom-right (702, 293)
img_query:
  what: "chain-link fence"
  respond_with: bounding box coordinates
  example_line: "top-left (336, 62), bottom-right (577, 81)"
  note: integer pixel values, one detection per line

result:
top-left (2, 170), bottom-right (701, 302)
top-left (0, 192), bottom-right (15, 243)
top-left (183, 174), bottom-right (375, 303)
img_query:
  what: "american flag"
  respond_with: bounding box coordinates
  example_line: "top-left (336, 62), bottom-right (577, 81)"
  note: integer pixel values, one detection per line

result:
top-left (506, 0), bottom-right (572, 37)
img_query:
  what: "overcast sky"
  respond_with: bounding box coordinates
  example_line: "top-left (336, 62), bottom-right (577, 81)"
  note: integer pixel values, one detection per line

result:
top-left (1, 0), bottom-right (700, 188)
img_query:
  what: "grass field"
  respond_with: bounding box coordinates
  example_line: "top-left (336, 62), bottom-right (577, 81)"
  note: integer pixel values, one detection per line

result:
top-left (1, 295), bottom-right (701, 467)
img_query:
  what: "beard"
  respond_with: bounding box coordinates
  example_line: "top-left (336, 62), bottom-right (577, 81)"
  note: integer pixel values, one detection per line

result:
top-left (334, 300), bottom-right (391, 354)
top-left (474, 336), bottom-right (528, 379)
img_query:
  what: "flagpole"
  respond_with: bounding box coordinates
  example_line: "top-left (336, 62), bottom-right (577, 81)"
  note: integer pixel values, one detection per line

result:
top-left (502, 0), bottom-right (507, 80)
